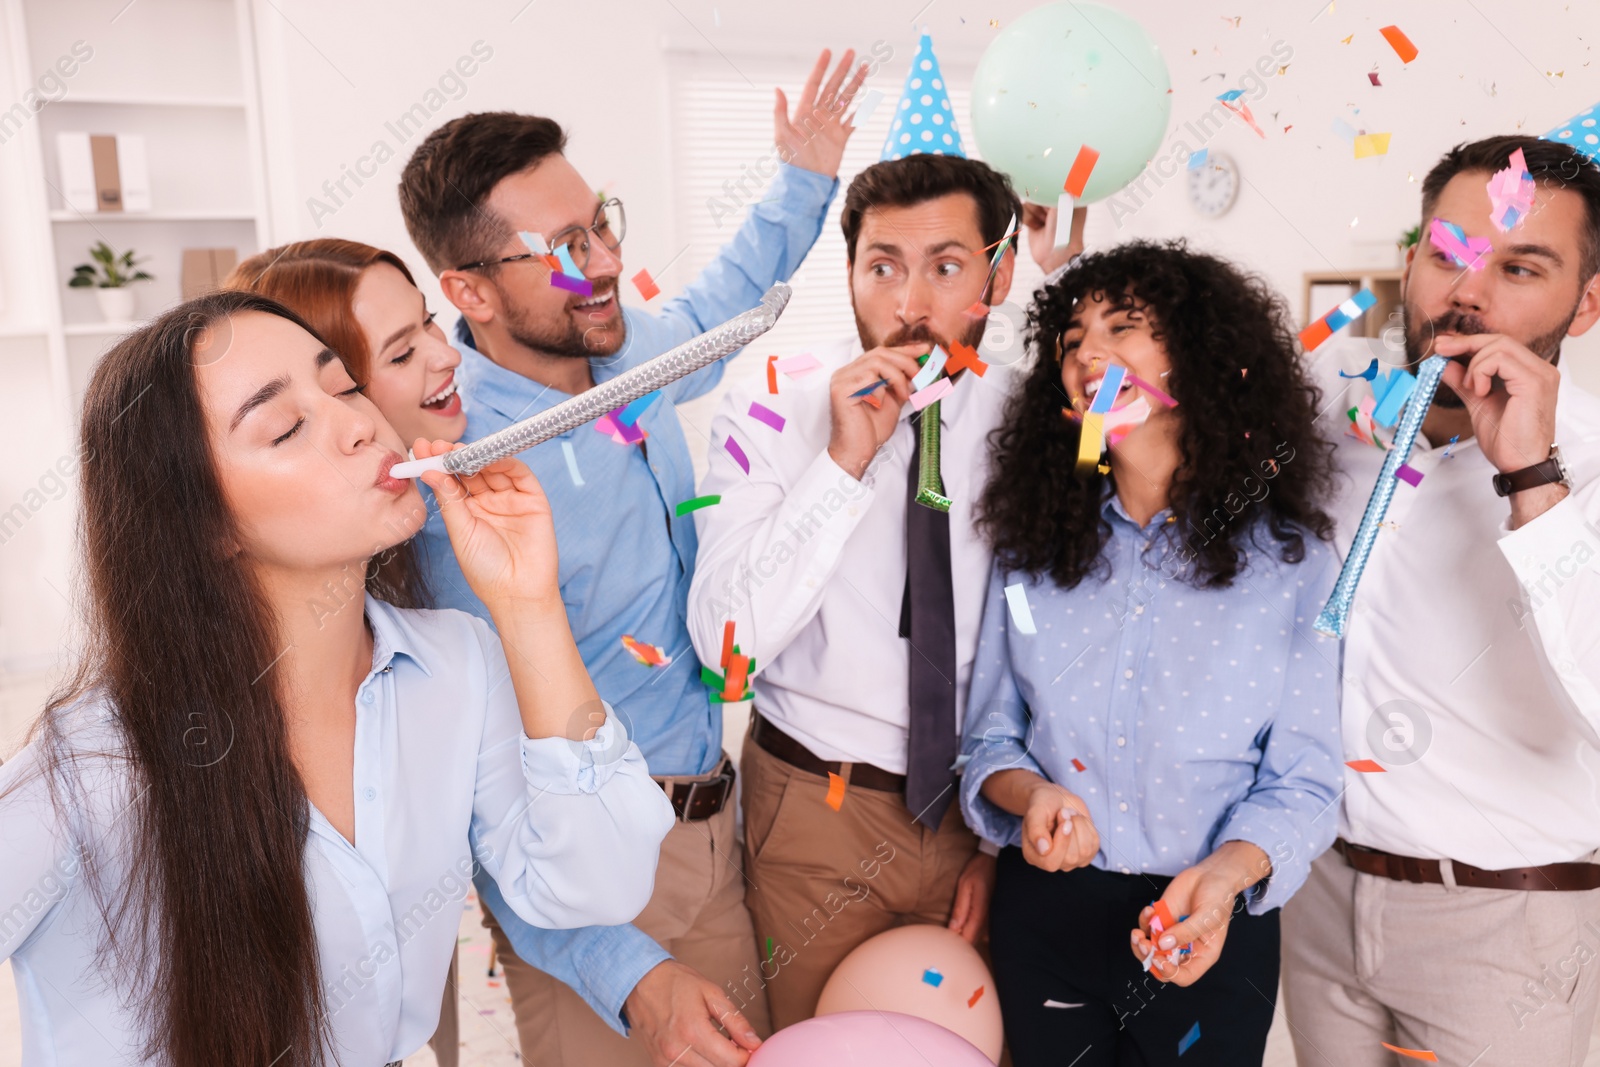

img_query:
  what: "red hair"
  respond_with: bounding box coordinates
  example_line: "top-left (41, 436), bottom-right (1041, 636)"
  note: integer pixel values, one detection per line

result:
top-left (226, 239), bottom-right (419, 384)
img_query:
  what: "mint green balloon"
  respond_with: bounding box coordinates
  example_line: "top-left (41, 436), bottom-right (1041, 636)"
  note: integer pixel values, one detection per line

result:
top-left (970, 2), bottom-right (1171, 204)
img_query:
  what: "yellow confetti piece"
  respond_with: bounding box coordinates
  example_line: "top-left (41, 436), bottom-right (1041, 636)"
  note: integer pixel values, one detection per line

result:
top-left (1076, 412), bottom-right (1106, 474)
top-left (1353, 132), bottom-right (1392, 158)
top-left (1340, 33), bottom-right (1353, 44)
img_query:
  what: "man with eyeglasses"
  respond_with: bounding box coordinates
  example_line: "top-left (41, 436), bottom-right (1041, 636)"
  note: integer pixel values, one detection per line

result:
top-left (397, 50), bottom-right (868, 1067)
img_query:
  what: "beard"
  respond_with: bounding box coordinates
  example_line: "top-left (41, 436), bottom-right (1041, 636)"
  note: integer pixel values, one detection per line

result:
top-left (502, 278), bottom-right (627, 359)
top-left (1402, 301), bottom-right (1572, 409)
top-left (852, 304), bottom-right (988, 355)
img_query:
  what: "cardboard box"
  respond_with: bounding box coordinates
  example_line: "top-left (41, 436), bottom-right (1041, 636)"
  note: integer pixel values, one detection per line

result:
top-left (181, 248), bottom-right (239, 300)
top-left (90, 134), bottom-right (121, 212)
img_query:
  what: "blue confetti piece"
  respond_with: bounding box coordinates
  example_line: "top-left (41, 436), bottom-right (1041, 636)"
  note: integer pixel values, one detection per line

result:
top-left (560, 441), bottom-right (584, 486)
top-left (1178, 1022), bottom-right (1201, 1056)
top-left (1187, 148), bottom-right (1209, 170)
top-left (1340, 358), bottom-right (1379, 381)
top-left (1216, 89), bottom-right (1245, 102)
top-left (911, 345), bottom-right (950, 392)
top-left (1087, 364), bottom-right (1127, 415)
top-left (850, 377), bottom-right (889, 398)
top-left (922, 968), bottom-right (944, 987)
top-left (616, 390), bottom-right (662, 427)
top-left (1372, 368), bottom-right (1418, 427)
top-left (554, 242), bottom-right (585, 279)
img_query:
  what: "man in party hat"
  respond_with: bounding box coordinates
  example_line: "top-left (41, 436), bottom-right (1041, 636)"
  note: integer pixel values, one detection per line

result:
top-left (687, 31), bottom-right (1086, 1027)
top-left (1281, 119), bottom-right (1600, 1065)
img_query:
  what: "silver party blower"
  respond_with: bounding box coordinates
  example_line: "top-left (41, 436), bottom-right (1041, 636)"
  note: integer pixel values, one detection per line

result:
top-left (391, 283), bottom-right (792, 480)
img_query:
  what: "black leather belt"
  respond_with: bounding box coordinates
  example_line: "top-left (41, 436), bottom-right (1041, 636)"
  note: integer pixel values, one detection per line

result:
top-left (655, 757), bottom-right (735, 821)
top-left (750, 709), bottom-right (906, 792)
top-left (1335, 838), bottom-right (1600, 892)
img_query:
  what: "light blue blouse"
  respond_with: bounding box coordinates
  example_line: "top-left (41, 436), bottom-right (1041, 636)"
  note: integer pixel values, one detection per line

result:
top-left (959, 495), bottom-right (1343, 913)
top-left (0, 598), bottom-right (674, 1065)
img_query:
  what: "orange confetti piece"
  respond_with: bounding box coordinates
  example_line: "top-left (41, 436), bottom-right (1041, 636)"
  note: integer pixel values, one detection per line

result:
top-left (1071, 758), bottom-right (1087, 772)
top-left (620, 634), bottom-right (669, 667)
top-left (963, 300), bottom-right (990, 319)
top-left (720, 620), bottom-right (735, 670)
top-left (1346, 759), bottom-right (1386, 773)
top-left (945, 340), bottom-right (989, 378)
top-left (723, 653), bottom-right (749, 702)
top-left (1299, 319), bottom-right (1334, 352)
top-left (766, 355), bottom-right (778, 395)
top-left (1378, 25), bottom-right (1418, 64)
top-left (967, 985), bottom-right (985, 1008)
top-left (1151, 900), bottom-right (1177, 930)
top-left (1380, 1042), bottom-right (1438, 1062)
top-left (631, 269), bottom-right (660, 301)
top-left (1063, 145), bottom-right (1100, 198)
top-left (862, 390), bottom-right (883, 409)
top-left (826, 771), bottom-right (846, 811)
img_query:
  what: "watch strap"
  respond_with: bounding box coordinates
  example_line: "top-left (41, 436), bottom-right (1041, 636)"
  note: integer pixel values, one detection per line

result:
top-left (1493, 455), bottom-right (1566, 497)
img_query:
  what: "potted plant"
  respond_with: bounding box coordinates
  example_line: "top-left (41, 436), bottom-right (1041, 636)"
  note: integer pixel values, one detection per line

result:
top-left (68, 241), bottom-right (153, 324)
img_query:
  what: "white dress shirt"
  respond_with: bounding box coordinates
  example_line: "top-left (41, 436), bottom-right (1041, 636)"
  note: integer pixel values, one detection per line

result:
top-left (1314, 338), bottom-right (1600, 868)
top-left (686, 337), bottom-right (1017, 773)
top-left (0, 598), bottom-right (674, 1066)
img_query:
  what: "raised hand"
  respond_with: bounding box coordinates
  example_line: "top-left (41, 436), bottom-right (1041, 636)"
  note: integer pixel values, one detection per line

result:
top-left (1022, 202), bottom-right (1088, 275)
top-left (775, 48), bottom-right (869, 179)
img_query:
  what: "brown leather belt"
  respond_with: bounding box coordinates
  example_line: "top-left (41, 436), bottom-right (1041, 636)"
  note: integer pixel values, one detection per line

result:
top-left (750, 710), bottom-right (906, 792)
top-left (1334, 838), bottom-right (1600, 892)
top-left (655, 757), bottom-right (735, 822)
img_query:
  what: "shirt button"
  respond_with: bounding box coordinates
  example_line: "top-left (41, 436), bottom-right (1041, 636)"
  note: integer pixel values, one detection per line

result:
top-left (1134, 605), bottom-right (1144, 615)
top-left (1123, 669), bottom-right (1134, 679)
top-left (364, 787), bottom-right (376, 801)
top-left (1119, 801), bottom-right (1129, 812)
top-left (1120, 866), bottom-right (1131, 874)
top-left (848, 506), bottom-right (859, 517)
top-left (1116, 736), bottom-right (1127, 747)
top-left (362, 690), bottom-right (375, 705)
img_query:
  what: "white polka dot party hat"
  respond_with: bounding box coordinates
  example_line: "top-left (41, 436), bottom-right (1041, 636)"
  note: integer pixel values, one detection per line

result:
top-left (1543, 102), bottom-right (1599, 162)
top-left (882, 32), bottom-right (965, 161)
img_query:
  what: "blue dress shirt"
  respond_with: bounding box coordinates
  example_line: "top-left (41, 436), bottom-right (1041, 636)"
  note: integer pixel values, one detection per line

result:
top-left (959, 494), bottom-right (1344, 914)
top-left (417, 161), bottom-right (837, 1032)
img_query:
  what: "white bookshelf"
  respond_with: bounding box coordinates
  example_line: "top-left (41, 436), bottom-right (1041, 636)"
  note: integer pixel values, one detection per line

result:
top-left (0, 0), bottom-right (272, 415)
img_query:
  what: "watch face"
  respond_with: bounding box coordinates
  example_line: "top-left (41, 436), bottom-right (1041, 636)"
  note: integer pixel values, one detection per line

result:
top-left (1553, 446), bottom-right (1573, 486)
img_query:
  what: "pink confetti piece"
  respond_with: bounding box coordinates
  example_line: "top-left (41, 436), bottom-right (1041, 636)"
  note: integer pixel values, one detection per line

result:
top-left (724, 434), bottom-right (750, 474)
top-left (748, 401), bottom-right (786, 432)
top-left (1486, 147), bottom-right (1536, 233)
top-left (1124, 374), bottom-right (1177, 408)
top-left (1220, 99), bottom-right (1266, 139)
top-left (1429, 217), bottom-right (1492, 272)
top-left (909, 376), bottom-right (954, 411)
top-left (774, 352), bottom-right (822, 378)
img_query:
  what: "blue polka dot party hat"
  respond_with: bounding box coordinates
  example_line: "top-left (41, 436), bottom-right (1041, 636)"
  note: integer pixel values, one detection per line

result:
top-left (1543, 102), bottom-right (1600, 162)
top-left (882, 32), bottom-right (965, 160)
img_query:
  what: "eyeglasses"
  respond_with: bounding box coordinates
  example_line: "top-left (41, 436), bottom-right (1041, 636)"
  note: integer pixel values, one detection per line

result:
top-left (455, 197), bottom-right (626, 274)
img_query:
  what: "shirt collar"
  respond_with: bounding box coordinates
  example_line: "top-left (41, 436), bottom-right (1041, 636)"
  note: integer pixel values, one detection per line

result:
top-left (1100, 486), bottom-right (1174, 531)
top-left (451, 316), bottom-right (570, 430)
top-left (365, 597), bottom-right (434, 678)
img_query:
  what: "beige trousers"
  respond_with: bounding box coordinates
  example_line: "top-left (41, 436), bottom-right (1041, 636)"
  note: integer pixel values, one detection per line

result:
top-left (484, 794), bottom-right (771, 1065)
top-left (426, 947), bottom-right (458, 1067)
top-left (737, 731), bottom-right (980, 1030)
top-left (1282, 848), bottom-right (1600, 1067)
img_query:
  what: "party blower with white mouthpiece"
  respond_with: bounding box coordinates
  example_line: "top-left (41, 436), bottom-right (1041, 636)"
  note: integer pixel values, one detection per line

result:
top-left (391, 283), bottom-right (792, 479)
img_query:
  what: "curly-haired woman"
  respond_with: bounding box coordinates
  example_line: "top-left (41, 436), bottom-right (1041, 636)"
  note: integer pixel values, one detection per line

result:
top-left (958, 241), bottom-right (1345, 1066)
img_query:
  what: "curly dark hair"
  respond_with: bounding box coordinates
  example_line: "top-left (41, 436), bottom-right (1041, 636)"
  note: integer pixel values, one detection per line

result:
top-left (978, 239), bottom-right (1337, 590)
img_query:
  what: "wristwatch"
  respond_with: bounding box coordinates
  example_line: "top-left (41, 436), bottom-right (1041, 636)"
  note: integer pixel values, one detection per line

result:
top-left (1492, 444), bottom-right (1572, 497)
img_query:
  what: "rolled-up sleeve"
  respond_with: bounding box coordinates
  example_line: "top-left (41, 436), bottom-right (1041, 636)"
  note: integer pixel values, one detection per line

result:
top-left (468, 621), bottom-right (675, 929)
top-left (1213, 544), bottom-right (1344, 914)
top-left (958, 564), bottom-right (1044, 849)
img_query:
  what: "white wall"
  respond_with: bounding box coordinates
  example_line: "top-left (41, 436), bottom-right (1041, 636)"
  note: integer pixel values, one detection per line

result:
top-left (1, 0), bottom-right (1598, 679)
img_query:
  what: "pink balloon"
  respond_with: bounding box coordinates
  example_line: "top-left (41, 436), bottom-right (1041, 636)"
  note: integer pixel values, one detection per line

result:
top-left (815, 924), bottom-right (1003, 1062)
top-left (750, 1011), bottom-right (993, 1067)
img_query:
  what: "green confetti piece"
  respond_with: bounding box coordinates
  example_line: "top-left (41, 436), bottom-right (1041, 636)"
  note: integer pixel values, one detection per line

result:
top-left (766, 937), bottom-right (774, 962)
top-left (675, 494), bottom-right (722, 517)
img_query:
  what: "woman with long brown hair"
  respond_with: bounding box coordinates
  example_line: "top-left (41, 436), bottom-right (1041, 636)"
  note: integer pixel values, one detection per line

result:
top-left (0, 290), bottom-right (673, 1066)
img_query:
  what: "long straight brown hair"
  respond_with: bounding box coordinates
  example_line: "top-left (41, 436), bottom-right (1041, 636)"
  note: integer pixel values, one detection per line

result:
top-left (30, 290), bottom-right (426, 1066)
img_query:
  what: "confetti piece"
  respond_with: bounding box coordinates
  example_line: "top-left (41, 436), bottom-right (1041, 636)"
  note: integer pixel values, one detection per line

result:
top-left (1053, 191), bottom-right (1076, 247)
top-left (963, 300), bottom-right (990, 318)
top-left (748, 401), bottom-right (786, 432)
top-left (724, 435), bottom-right (750, 474)
top-left (620, 635), bottom-right (672, 668)
top-left (1353, 132), bottom-right (1392, 158)
top-left (1151, 900), bottom-right (1177, 930)
top-left (550, 272), bottom-right (593, 296)
top-left (1487, 147), bottom-right (1536, 232)
top-left (1394, 464), bottom-right (1424, 487)
top-left (1071, 758), bottom-right (1087, 772)
top-left (910, 376), bottom-right (953, 411)
top-left (1372, 368), bottom-right (1418, 427)
top-left (1340, 33), bottom-right (1353, 44)
top-left (1064, 145), bottom-right (1100, 198)
top-left (922, 969), bottom-right (944, 987)
top-left (1429, 217), bottom-right (1493, 271)
top-left (862, 390), bottom-right (883, 409)
top-left (1043, 1000), bottom-right (1086, 1009)
top-left (1368, 71), bottom-right (1382, 87)
top-left (554, 242), bottom-right (585, 279)
top-left (825, 771), bottom-right (846, 811)
top-left (1004, 582), bottom-right (1038, 635)
top-left (766, 355), bottom-right (778, 394)
top-left (675, 494), bottom-right (720, 517)
top-left (1076, 412), bottom-right (1106, 474)
top-left (561, 440), bottom-right (584, 486)
top-left (967, 986), bottom-right (985, 1008)
top-left (1220, 99), bottom-right (1266, 138)
top-left (766, 937), bottom-right (774, 962)
top-left (723, 652), bottom-right (750, 702)
top-left (1178, 1022), bottom-right (1202, 1056)
top-left (1378, 25), bottom-right (1418, 64)
top-left (1346, 759), bottom-right (1386, 773)
top-left (1300, 289), bottom-right (1377, 351)
top-left (519, 231), bottom-right (549, 254)
top-left (1340, 358), bottom-right (1380, 381)
top-left (631, 268), bottom-right (660, 301)
top-left (1380, 1043), bottom-right (1438, 1062)
top-left (853, 87), bottom-right (885, 126)
top-left (720, 621), bottom-right (735, 669)
top-left (850, 377), bottom-right (889, 399)
top-left (774, 353), bottom-right (822, 378)
top-left (911, 345), bottom-right (950, 391)
top-left (1215, 88), bottom-right (1245, 102)
top-left (616, 390), bottom-right (661, 427)
top-left (1124, 373), bottom-right (1176, 407)
top-left (1442, 434), bottom-right (1460, 458)
top-left (1188, 148), bottom-right (1209, 169)
top-left (945, 340), bottom-right (988, 378)
top-left (1087, 364), bottom-right (1127, 415)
